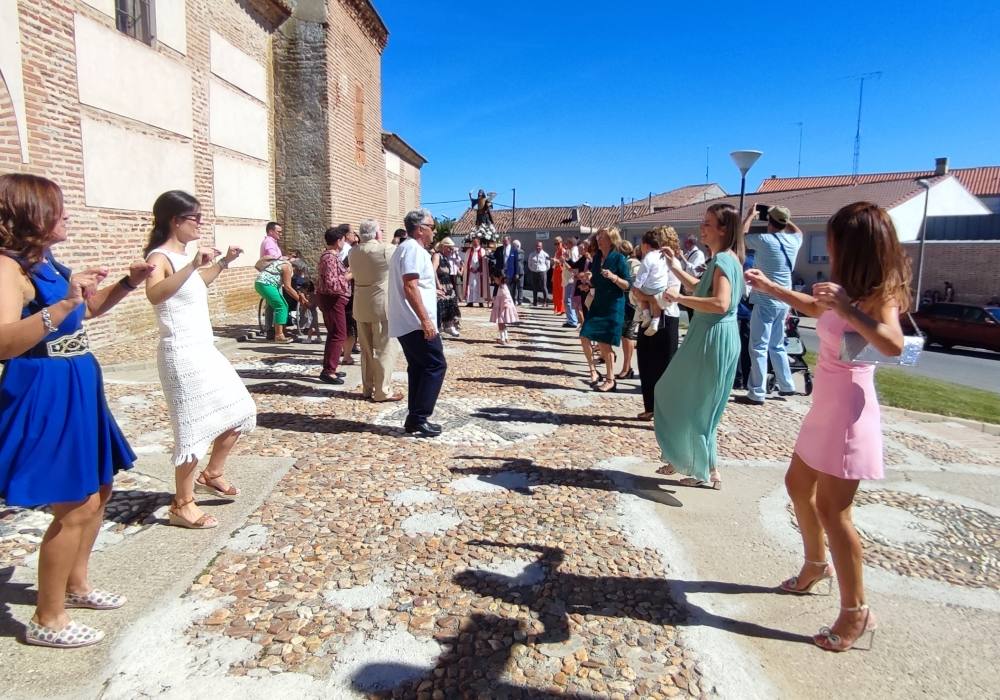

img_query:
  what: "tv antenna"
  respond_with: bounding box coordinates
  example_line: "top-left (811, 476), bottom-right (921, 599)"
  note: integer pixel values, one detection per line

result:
top-left (849, 71), bottom-right (882, 176)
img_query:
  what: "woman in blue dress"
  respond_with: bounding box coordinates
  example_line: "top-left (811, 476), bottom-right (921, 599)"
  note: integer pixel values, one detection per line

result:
top-left (0, 174), bottom-right (154, 648)
top-left (579, 228), bottom-right (632, 393)
top-left (653, 203), bottom-right (746, 490)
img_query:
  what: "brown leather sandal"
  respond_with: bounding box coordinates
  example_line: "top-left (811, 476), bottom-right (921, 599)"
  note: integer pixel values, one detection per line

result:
top-left (195, 471), bottom-right (240, 498)
top-left (167, 497), bottom-right (218, 529)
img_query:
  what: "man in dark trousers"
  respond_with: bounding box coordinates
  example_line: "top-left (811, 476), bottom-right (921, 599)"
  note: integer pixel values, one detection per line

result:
top-left (388, 208), bottom-right (447, 437)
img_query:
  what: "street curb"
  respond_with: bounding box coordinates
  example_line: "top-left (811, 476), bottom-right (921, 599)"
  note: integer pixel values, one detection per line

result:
top-left (883, 405), bottom-right (1000, 436)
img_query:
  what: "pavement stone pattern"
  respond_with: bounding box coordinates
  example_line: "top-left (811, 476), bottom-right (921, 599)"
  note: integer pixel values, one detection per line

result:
top-left (2, 306), bottom-right (999, 697)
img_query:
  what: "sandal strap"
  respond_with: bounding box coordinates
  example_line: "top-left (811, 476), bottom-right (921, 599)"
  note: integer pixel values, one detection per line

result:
top-left (172, 496), bottom-right (195, 509)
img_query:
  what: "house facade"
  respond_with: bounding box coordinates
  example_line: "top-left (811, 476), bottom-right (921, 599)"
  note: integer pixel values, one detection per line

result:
top-left (1, 0), bottom-right (422, 344)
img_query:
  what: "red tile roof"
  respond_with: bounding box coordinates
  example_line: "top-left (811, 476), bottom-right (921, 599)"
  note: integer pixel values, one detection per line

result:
top-left (628, 183), bottom-right (727, 211)
top-left (628, 176), bottom-right (953, 225)
top-left (757, 166), bottom-right (1000, 197)
top-left (453, 204), bottom-right (650, 235)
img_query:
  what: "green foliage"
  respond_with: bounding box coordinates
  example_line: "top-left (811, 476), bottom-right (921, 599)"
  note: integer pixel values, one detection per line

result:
top-left (434, 216), bottom-right (456, 242)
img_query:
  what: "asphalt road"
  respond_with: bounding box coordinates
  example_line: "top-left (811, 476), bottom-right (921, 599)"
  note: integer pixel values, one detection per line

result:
top-left (797, 326), bottom-right (1000, 394)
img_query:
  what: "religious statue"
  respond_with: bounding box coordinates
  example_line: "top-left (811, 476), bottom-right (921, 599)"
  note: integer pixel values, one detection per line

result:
top-left (469, 189), bottom-right (497, 243)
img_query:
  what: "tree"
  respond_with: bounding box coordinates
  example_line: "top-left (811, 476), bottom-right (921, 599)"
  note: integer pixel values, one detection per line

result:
top-left (434, 216), bottom-right (456, 242)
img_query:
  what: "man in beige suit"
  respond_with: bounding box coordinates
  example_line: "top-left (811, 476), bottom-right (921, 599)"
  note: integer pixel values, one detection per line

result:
top-left (348, 219), bottom-right (403, 402)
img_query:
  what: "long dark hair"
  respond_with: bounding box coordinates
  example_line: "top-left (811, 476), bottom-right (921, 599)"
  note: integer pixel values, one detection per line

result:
top-left (0, 173), bottom-right (64, 266)
top-left (144, 190), bottom-right (200, 257)
top-left (828, 202), bottom-right (912, 308)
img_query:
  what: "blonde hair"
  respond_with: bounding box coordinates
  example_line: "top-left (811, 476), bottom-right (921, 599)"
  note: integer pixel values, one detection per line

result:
top-left (656, 226), bottom-right (680, 256)
top-left (597, 227), bottom-right (622, 249)
top-left (617, 239), bottom-right (633, 256)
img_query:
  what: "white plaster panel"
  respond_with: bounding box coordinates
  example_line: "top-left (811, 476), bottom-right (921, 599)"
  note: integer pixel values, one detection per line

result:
top-left (80, 117), bottom-right (195, 211)
top-left (0, 0), bottom-right (29, 162)
top-left (209, 79), bottom-right (268, 160)
top-left (155, 0), bottom-right (188, 55)
top-left (384, 150), bottom-right (400, 175)
top-left (213, 154), bottom-right (270, 220)
top-left (79, 0), bottom-right (114, 16)
top-left (210, 30), bottom-right (266, 101)
top-left (75, 14), bottom-right (193, 137)
top-left (213, 225), bottom-right (265, 268)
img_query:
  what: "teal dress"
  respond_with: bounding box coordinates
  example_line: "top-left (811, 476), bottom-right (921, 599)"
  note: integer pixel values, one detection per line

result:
top-left (580, 249), bottom-right (631, 346)
top-left (653, 252), bottom-right (744, 481)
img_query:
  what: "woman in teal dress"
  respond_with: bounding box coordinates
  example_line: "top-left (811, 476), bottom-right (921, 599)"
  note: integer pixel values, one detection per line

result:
top-left (653, 203), bottom-right (746, 489)
top-left (579, 228), bottom-right (632, 393)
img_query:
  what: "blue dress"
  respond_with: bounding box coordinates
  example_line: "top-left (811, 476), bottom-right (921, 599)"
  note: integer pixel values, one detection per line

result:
top-left (0, 254), bottom-right (135, 507)
top-left (653, 253), bottom-right (744, 482)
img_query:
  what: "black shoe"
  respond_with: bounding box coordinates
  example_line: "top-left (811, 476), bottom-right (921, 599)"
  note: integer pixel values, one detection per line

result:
top-left (319, 373), bottom-right (345, 384)
top-left (562, 322), bottom-right (577, 328)
top-left (404, 420), bottom-right (442, 437)
top-left (778, 390), bottom-right (797, 397)
top-left (466, 303), bottom-right (473, 307)
top-left (734, 395), bottom-right (764, 406)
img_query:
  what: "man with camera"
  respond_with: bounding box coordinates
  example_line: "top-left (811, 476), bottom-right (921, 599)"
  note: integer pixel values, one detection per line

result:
top-left (736, 204), bottom-right (802, 406)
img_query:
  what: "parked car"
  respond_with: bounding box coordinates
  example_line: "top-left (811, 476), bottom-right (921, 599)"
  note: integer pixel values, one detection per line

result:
top-left (904, 303), bottom-right (1000, 353)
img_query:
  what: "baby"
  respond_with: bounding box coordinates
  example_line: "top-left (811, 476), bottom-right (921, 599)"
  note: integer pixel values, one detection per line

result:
top-left (632, 230), bottom-right (674, 335)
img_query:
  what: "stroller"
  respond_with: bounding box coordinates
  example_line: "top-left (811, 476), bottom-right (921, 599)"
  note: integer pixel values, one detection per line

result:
top-left (766, 312), bottom-right (813, 396)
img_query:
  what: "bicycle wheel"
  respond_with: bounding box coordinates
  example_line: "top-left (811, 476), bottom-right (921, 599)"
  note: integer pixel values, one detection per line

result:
top-left (258, 298), bottom-right (268, 335)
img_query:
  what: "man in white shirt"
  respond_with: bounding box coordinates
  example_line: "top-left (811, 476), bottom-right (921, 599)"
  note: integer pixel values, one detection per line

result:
top-left (681, 236), bottom-right (707, 320)
top-left (527, 241), bottom-right (551, 306)
top-left (388, 208), bottom-right (446, 437)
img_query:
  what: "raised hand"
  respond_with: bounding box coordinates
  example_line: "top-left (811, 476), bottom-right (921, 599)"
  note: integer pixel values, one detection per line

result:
top-left (223, 246), bottom-right (243, 264)
top-left (127, 261), bottom-right (156, 287)
top-left (66, 267), bottom-right (109, 304)
top-left (813, 282), bottom-right (851, 315)
top-left (660, 246), bottom-right (683, 273)
top-left (192, 246), bottom-right (220, 268)
top-left (744, 268), bottom-right (773, 293)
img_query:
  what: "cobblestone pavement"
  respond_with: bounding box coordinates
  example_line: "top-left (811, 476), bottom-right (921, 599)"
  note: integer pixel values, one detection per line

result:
top-left (2, 306), bottom-right (999, 698)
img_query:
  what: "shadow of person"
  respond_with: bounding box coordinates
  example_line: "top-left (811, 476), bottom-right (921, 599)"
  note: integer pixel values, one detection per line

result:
top-left (0, 566), bottom-right (32, 640)
top-left (469, 406), bottom-right (650, 431)
top-left (256, 412), bottom-right (404, 436)
top-left (450, 456), bottom-right (682, 508)
top-left (455, 541), bottom-right (811, 647)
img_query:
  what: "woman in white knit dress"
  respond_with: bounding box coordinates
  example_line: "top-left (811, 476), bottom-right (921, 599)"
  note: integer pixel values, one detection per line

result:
top-left (143, 191), bottom-right (256, 529)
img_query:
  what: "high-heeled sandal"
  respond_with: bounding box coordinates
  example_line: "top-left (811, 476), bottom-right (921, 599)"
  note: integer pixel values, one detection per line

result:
top-left (168, 497), bottom-right (218, 530)
top-left (195, 471), bottom-right (240, 498)
top-left (779, 560), bottom-right (834, 595)
top-left (594, 379), bottom-right (617, 393)
top-left (814, 604), bottom-right (877, 652)
top-left (615, 368), bottom-right (635, 380)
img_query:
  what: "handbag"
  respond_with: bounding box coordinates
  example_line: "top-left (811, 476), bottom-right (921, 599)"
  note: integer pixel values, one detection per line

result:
top-left (839, 312), bottom-right (924, 366)
top-left (584, 288), bottom-right (596, 308)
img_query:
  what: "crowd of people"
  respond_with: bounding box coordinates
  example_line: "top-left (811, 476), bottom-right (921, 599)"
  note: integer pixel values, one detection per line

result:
top-left (0, 172), bottom-right (911, 655)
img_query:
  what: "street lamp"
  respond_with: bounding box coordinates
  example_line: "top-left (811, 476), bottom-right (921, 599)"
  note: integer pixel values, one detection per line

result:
top-left (730, 150), bottom-right (763, 219)
top-left (914, 178), bottom-right (932, 311)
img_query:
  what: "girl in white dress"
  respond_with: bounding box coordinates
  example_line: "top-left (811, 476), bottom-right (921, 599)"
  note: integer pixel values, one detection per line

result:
top-left (143, 191), bottom-right (256, 529)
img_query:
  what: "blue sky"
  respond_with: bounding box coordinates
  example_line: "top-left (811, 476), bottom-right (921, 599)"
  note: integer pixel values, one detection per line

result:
top-left (379, 1), bottom-right (1000, 220)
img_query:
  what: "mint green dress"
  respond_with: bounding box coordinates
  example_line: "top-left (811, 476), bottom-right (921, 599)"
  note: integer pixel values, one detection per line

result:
top-left (653, 253), bottom-right (745, 481)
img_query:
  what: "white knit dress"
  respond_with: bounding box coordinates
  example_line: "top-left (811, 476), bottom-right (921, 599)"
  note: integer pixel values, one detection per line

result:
top-left (148, 249), bottom-right (256, 465)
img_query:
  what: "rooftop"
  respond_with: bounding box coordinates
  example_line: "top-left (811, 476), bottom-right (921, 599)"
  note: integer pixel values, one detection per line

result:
top-left (758, 166), bottom-right (1000, 198)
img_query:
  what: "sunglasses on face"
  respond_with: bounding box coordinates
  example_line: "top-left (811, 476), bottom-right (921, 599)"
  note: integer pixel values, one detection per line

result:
top-left (181, 213), bottom-right (203, 224)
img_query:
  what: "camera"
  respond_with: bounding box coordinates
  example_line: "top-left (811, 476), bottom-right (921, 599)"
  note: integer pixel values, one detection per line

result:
top-left (755, 203), bottom-right (770, 222)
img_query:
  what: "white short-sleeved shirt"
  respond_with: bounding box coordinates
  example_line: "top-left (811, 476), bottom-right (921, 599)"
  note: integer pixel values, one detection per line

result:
top-left (634, 250), bottom-right (671, 292)
top-left (388, 238), bottom-right (437, 338)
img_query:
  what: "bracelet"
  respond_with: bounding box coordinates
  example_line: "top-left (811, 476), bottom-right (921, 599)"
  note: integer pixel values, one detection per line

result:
top-left (118, 275), bottom-right (139, 291)
top-left (40, 307), bottom-right (59, 333)
top-left (217, 259), bottom-right (229, 270)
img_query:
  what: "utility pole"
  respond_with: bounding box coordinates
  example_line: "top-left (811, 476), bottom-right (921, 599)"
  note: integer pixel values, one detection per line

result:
top-left (851, 71), bottom-right (882, 177)
top-left (795, 122), bottom-right (803, 177)
top-left (511, 188), bottom-right (516, 230)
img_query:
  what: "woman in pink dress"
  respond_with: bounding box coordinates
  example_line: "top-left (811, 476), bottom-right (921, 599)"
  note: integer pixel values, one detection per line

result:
top-left (490, 272), bottom-right (519, 345)
top-left (745, 202), bottom-right (912, 652)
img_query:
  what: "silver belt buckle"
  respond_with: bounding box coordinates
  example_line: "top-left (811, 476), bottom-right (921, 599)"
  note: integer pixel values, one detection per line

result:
top-left (46, 328), bottom-right (91, 357)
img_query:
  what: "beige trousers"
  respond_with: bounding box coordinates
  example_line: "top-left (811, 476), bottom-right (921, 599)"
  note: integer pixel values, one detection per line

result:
top-left (356, 317), bottom-right (399, 400)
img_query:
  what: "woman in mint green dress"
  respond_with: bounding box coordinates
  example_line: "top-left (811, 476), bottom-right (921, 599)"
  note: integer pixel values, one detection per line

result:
top-left (653, 203), bottom-right (746, 489)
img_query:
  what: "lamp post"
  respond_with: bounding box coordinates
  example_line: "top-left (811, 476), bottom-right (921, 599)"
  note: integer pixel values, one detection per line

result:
top-left (914, 178), bottom-right (932, 311)
top-left (730, 150), bottom-right (763, 219)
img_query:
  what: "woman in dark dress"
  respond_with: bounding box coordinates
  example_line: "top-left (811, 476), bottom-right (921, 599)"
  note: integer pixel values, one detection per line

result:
top-left (579, 228), bottom-right (632, 393)
top-left (433, 238), bottom-right (461, 337)
top-left (0, 174), bottom-right (154, 647)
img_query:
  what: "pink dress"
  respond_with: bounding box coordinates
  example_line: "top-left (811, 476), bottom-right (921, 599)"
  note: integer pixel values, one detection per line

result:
top-left (490, 284), bottom-right (520, 324)
top-left (794, 311), bottom-right (884, 480)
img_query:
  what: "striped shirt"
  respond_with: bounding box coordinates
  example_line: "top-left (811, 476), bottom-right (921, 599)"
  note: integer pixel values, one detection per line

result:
top-left (745, 231), bottom-right (802, 307)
